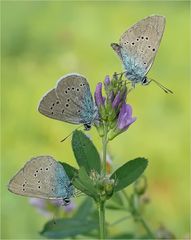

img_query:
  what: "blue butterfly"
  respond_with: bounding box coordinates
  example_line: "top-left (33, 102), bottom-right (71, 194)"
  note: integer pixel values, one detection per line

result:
top-left (111, 15), bottom-right (169, 91)
top-left (8, 156), bottom-right (74, 205)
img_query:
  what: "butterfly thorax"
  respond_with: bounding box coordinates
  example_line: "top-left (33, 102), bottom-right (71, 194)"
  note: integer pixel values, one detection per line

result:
top-left (82, 106), bottom-right (99, 131)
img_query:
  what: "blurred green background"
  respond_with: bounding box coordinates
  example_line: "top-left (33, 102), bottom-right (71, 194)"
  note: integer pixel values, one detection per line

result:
top-left (1, 1), bottom-right (190, 239)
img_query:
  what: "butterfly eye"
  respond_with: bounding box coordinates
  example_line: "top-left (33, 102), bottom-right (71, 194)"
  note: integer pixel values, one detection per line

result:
top-left (67, 87), bottom-right (70, 91)
top-left (45, 168), bottom-right (49, 171)
top-left (141, 36), bottom-right (144, 39)
top-left (65, 104), bottom-right (69, 107)
top-left (65, 90), bottom-right (68, 94)
top-left (145, 37), bottom-right (149, 40)
top-left (131, 42), bottom-right (135, 45)
top-left (148, 45), bottom-right (151, 48)
top-left (38, 186), bottom-right (41, 189)
top-left (76, 88), bottom-right (80, 92)
top-left (152, 48), bottom-right (156, 51)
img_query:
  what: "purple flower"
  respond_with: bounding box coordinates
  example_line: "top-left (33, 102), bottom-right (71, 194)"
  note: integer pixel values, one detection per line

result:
top-left (29, 198), bottom-right (51, 217)
top-left (112, 91), bottom-right (121, 109)
top-left (29, 198), bottom-right (45, 209)
top-left (51, 199), bottom-right (65, 207)
top-left (29, 198), bottom-right (76, 217)
top-left (117, 103), bottom-right (136, 131)
top-left (108, 103), bottom-right (136, 140)
top-left (94, 82), bottom-right (105, 106)
top-left (104, 75), bottom-right (110, 86)
top-left (64, 201), bottom-right (76, 213)
top-left (51, 199), bottom-right (76, 212)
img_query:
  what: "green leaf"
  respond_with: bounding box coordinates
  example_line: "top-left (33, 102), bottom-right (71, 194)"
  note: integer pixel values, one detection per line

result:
top-left (41, 218), bottom-right (98, 239)
top-left (110, 158), bottom-right (148, 192)
top-left (74, 197), bottom-right (94, 219)
top-left (72, 130), bottom-right (101, 173)
top-left (73, 167), bottom-right (98, 200)
top-left (59, 162), bottom-right (78, 180)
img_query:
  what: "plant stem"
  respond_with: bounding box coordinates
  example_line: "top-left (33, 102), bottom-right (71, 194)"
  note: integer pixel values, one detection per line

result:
top-left (98, 201), bottom-right (105, 239)
top-left (139, 216), bottom-right (155, 239)
top-left (109, 215), bottom-right (131, 226)
top-left (98, 122), bottom-right (108, 240)
top-left (122, 190), bottom-right (155, 239)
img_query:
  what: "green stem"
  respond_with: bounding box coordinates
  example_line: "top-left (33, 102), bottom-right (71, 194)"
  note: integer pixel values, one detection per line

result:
top-left (98, 201), bottom-right (105, 239)
top-left (139, 216), bottom-right (155, 239)
top-left (122, 190), bottom-right (155, 239)
top-left (98, 122), bottom-right (108, 240)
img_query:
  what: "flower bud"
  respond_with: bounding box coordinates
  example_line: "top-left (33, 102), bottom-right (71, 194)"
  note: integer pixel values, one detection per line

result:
top-left (94, 82), bottom-right (105, 107)
top-left (134, 176), bottom-right (147, 195)
top-left (104, 75), bottom-right (110, 87)
top-left (112, 91), bottom-right (121, 109)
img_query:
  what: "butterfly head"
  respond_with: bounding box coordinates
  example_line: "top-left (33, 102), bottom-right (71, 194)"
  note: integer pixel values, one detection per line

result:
top-left (84, 123), bottom-right (91, 131)
top-left (141, 76), bottom-right (149, 85)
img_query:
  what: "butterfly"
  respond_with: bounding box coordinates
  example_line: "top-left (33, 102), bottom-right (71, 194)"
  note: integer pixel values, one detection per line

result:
top-left (8, 156), bottom-right (74, 205)
top-left (38, 73), bottom-right (98, 130)
top-left (111, 15), bottom-right (171, 92)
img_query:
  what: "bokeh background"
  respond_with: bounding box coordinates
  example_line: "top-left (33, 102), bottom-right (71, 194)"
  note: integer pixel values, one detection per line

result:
top-left (1, 1), bottom-right (190, 239)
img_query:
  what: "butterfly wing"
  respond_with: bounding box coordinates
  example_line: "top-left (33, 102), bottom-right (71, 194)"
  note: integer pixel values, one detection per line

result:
top-left (112, 15), bottom-right (165, 82)
top-left (38, 88), bottom-right (81, 124)
top-left (55, 74), bottom-right (96, 125)
top-left (38, 74), bottom-right (96, 125)
top-left (8, 156), bottom-right (73, 199)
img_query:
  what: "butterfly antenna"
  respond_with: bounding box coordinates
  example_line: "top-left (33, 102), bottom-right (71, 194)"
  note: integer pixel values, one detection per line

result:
top-left (60, 126), bottom-right (82, 142)
top-left (149, 79), bottom-right (173, 94)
